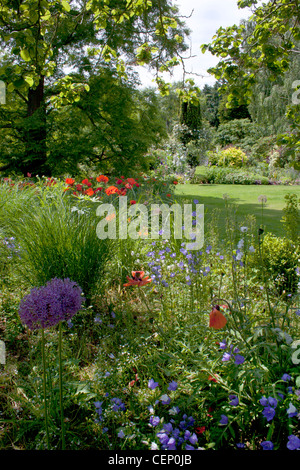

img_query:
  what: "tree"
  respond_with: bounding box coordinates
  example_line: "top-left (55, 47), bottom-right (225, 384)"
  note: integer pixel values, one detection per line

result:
top-left (179, 96), bottom-right (202, 146)
top-left (46, 70), bottom-right (168, 175)
top-left (201, 0), bottom-right (300, 167)
top-left (0, 0), bottom-right (190, 175)
top-left (202, 82), bottom-right (221, 128)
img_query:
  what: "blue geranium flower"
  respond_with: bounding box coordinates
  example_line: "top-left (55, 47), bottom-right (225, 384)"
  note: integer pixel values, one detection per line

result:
top-left (261, 441), bottom-right (274, 450)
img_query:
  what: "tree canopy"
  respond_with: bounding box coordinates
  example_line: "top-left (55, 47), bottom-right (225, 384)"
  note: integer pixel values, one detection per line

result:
top-left (0, 0), bottom-right (191, 175)
top-left (201, 0), bottom-right (300, 167)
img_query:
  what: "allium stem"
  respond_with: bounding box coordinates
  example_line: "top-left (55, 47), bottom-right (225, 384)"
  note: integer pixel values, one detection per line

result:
top-left (41, 328), bottom-right (50, 449)
top-left (58, 321), bottom-right (66, 450)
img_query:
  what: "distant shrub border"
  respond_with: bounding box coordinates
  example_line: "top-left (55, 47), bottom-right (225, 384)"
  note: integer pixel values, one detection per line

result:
top-left (192, 166), bottom-right (300, 185)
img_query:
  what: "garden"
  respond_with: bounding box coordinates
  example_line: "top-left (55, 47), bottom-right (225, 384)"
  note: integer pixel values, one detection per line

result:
top-left (0, 0), bottom-right (300, 454)
top-left (0, 170), bottom-right (299, 452)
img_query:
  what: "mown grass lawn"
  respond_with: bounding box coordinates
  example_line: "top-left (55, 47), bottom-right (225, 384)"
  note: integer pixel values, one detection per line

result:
top-left (174, 183), bottom-right (300, 238)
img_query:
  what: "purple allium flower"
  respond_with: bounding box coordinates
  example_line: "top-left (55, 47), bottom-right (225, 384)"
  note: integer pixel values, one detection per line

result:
top-left (148, 378), bottom-right (159, 390)
top-left (281, 373), bottom-right (291, 382)
top-left (18, 278), bottom-right (84, 330)
top-left (229, 395), bottom-right (239, 406)
top-left (262, 406), bottom-right (276, 422)
top-left (219, 414), bottom-right (228, 425)
top-left (261, 441), bottom-right (274, 450)
top-left (168, 381), bottom-right (178, 391)
top-left (287, 435), bottom-right (300, 450)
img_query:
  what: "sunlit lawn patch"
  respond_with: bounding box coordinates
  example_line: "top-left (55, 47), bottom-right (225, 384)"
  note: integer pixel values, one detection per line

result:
top-left (174, 184), bottom-right (300, 237)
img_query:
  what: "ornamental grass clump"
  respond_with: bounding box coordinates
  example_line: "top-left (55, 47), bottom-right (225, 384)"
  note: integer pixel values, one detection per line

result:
top-left (19, 278), bottom-right (84, 450)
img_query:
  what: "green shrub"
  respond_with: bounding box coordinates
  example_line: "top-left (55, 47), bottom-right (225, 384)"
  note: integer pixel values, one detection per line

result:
top-left (192, 166), bottom-right (269, 184)
top-left (256, 233), bottom-right (300, 295)
top-left (218, 147), bottom-right (248, 168)
top-left (215, 118), bottom-right (262, 148)
top-left (208, 147), bottom-right (248, 168)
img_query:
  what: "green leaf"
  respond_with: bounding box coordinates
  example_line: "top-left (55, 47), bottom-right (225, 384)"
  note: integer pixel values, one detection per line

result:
top-left (20, 49), bottom-right (31, 62)
top-left (24, 76), bottom-right (34, 87)
top-left (7, 83), bottom-right (14, 93)
top-left (61, 0), bottom-right (71, 12)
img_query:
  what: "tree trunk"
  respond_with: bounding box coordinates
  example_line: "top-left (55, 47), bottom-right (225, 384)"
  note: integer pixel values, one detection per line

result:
top-left (22, 75), bottom-right (48, 176)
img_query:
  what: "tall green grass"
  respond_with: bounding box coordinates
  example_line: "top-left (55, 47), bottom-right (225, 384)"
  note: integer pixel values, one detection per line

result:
top-left (0, 181), bottom-right (111, 300)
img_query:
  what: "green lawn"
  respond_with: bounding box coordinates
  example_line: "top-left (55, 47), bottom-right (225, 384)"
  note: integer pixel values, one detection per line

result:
top-left (174, 183), bottom-right (300, 238)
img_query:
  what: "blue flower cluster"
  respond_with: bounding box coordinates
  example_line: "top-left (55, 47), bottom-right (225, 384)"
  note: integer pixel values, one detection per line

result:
top-left (219, 340), bottom-right (245, 365)
top-left (258, 373), bottom-right (300, 450)
top-left (155, 416), bottom-right (198, 450)
top-left (259, 396), bottom-right (277, 422)
top-left (94, 395), bottom-right (126, 424)
top-left (260, 435), bottom-right (300, 451)
top-left (147, 378), bottom-right (200, 450)
top-left (146, 240), bottom-right (217, 288)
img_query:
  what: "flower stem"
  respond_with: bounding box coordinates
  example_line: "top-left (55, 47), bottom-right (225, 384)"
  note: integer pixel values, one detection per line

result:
top-left (41, 328), bottom-right (50, 449)
top-left (58, 322), bottom-right (66, 450)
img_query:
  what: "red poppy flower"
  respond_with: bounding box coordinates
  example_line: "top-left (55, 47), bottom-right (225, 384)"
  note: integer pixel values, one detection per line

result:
top-left (126, 177), bottom-right (137, 186)
top-left (96, 175), bottom-right (109, 183)
top-left (173, 180), bottom-right (178, 185)
top-left (209, 305), bottom-right (227, 329)
top-left (82, 178), bottom-right (92, 187)
top-left (130, 200), bottom-right (136, 205)
top-left (76, 184), bottom-right (83, 191)
top-left (65, 178), bottom-right (75, 185)
top-left (129, 373), bottom-right (139, 387)
top-left (195, 426), bottom-right (206, 435)
top-left (119, 188), bottom-right (127, 196)
top-left (123, 271), bottom-right (152, 287)
top-left (116, 179), bottom-right (123, 185)
top-left (85, 188), bottom-right (94, 196)
top-left (105, 185), bottom-right (120, 195)
top-left (166, 193), bottom-right (171, 197)
top-left (208, 374), bottom-right (218, 383)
